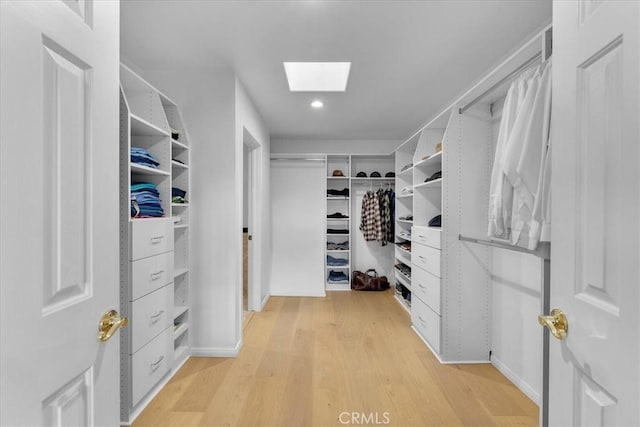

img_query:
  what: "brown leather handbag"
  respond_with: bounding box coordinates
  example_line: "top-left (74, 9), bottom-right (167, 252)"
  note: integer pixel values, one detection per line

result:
top-left (351, 269), bottom-right (390, 291)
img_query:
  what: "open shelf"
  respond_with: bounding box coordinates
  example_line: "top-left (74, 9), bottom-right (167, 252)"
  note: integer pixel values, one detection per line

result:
top-left (174, 306), bottom-right (188, 320)
top-left (413, 150), bottom-right (442, 168)
top-left (350, 177), bottom-right (395, 182)
top-left (171, 160), bottom-right (189, 169)
top-left (174, 268), bottom-right (188, 278)
top-left (171, 139), bottom-right (189, 150)
top-left (395, 245), bottom-right (412, 258)
top-left (394, 268), bottom-right (411, 285)
top-left (326, 282), bottom-right (351, 290)
top-left (130, 114), bottom-right (169, 137)
top-left (174, 323), bottom-right (188, 339)
top-left (395, 272), bottom-right (412, 290)
top-left (414, 178), bottom-right (442, 190)
top-left (130, 163), bottom-right (170, 176)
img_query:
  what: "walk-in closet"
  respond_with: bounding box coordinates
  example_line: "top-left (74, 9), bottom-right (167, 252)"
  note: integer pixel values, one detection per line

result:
top-left (2, 1), bottom-right (639, 426)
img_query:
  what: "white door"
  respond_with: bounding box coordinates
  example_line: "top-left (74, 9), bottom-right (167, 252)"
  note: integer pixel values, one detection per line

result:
top-left (0, 1), bottom-right (121, 425)
top-left (548, 0), bottom-right (639, 425)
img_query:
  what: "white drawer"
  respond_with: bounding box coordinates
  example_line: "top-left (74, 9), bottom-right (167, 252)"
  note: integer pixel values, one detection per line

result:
top-left (412, 243), bottom-right (441, 278)
top-left (131, 252), bottom-right (174, 300)
top-left (412, 266), bottom-right (441, 314)
top-left (411, 297), bottom-right (441, 354)
top-left (130, 218), bottom-right (174, 261)
top-left (130, 284), bottom-right (173, 353)
top-left (412, 226), bottom-right (441, 249)
top-left (131, 327), bottom-right (173, 407)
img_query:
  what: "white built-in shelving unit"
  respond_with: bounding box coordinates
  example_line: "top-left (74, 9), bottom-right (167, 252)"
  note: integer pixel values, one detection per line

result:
top-left (393, 28), bottom-right (550, 364)
top-left (325, 156), bottom-right (352, 290)
top-left (325, 154), bottom-right (395, 291)
top-left (119, 64), bottom-right (191, 424)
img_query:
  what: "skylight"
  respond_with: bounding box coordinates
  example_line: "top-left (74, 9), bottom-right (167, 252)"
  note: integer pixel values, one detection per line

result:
top-left (283, 62), bottom-right (351, 92)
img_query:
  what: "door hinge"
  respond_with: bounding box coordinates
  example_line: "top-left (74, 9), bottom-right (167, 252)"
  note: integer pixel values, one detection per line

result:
top-left (248, 235), bottom-right (253, 241)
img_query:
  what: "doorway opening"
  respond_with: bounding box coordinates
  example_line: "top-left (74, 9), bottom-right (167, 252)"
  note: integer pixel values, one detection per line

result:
top-left (242, 129), bottom-right (260, 326)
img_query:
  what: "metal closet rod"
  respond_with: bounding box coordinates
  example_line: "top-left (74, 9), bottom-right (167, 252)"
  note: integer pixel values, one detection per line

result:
top-left (458, 234), bottom-right (550, 260)
top-left (458, 51), bottom-right (542, 115)
top-left (270, 157), bottom-right (325, 161)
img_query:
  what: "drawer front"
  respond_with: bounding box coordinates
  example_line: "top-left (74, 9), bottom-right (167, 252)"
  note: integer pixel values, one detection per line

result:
top-left (131, 284), bottom-right (173, 353)
top-left (130, 218), bottom-right (174, 261)
top-left (411, 297), bottom-right (441, 354)
top-left (131, 252), bottom-right (174, 300)
top-left (412, 243), bottom-right (441, 278)
top-left (131, 327), bottom-right (173, 406)
top-left (412, 266), bottom-right (441, 315)
top-left (412, 226), bottom-right (441, 249)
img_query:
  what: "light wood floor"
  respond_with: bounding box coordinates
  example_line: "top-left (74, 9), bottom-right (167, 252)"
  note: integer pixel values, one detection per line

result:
top-left (133, 291), bottom-right (539, 426)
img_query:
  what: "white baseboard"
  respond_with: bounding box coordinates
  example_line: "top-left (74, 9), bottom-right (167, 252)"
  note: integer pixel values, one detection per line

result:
top-left (191, 339), bottom-right (242, 357)
top-left (260, 293), bottom-right (270, 310)
top-left (491, 355), bottom-right (541, 405)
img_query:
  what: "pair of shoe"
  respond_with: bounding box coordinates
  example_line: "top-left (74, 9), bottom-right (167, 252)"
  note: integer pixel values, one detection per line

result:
top-left (327, 212), bottom-right (348, 218)
top-left (327, 228), bottom-right (349, 234)
top-left (424, 171), bottom-right (442, 183)
top-left (327, 188), bottom-right (349, 197)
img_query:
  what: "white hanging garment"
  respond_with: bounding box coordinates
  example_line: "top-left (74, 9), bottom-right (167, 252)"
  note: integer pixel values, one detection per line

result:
top-left (504, 60), bottom-right (552, 249)
top-left (487, 66), bottom-right (537, 239)
top-left (528, 60), bottom-right (553, 247)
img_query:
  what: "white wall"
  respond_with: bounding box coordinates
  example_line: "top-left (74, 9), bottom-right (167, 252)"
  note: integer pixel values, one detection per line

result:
top-left (235, 78), bottom-right (272, 313)
top-left (141, 69), bottom-right (270, 356)
top-left (270, 160), bottom-right (326, 296)
top-left (489, 98), bottom-right (542, 404)
top-left (272, 139), bottom-right (400, 154)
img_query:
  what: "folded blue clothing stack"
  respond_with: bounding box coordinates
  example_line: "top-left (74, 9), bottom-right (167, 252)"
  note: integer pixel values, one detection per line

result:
top-left (327, 270), bottom-right (349, 283)
top-left (131, 147), bottom-right (160, 169)
top-left (131, 182), bottom-right (164, 218)
top-left (327, 255), bottom-right (349, 266)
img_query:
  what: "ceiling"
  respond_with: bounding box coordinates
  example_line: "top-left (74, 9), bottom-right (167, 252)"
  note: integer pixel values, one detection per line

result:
top-left (120, 1), bottom-right (551, 142)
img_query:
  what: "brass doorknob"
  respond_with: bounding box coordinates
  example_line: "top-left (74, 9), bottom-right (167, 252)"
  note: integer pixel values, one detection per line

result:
top-left (538, 308), bottom-right (568, 340)
top-left (97, 309), bottom-right (128, 342)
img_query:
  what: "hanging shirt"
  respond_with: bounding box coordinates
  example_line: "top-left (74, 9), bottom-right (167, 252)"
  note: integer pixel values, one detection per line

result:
top-left (386, 188), bottom-right (396, 243)
top-left (360, 190), bottom-right (382, 241)
top-left (377, 188), bottom-right (391, 246)
top-left (516, 60), bottom-right (552, 249)
top-left (493, 60), bottom-right (552, 249)
top-left (488, 71), bottom-right (524, 238)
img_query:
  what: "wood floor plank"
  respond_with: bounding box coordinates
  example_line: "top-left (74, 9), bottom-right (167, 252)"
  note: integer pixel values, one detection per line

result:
top-left (133, 290), bottom-right (538, 427)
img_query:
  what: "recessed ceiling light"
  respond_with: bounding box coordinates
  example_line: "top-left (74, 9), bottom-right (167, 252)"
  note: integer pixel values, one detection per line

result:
top-left (311, 100), bottom-right (324, 108)
top-left (284, 62), bottom-right (351, 92)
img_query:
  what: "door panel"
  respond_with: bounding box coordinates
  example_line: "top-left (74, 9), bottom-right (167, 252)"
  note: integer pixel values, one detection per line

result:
top-left (42, 38), bottom-right (92, 314)
top-left (0, 1), bottom-right (120, 425)
top-left (550, 0), bottom-right (639, 425)
top-left (575, 37), bottom-right (623, 315)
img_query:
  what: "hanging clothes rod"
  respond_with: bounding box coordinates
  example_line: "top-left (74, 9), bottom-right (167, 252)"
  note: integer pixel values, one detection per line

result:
top-left (458, 234), bottom-right (550, 260)
top-left (270, 157), bottom-right (325, 161)
top-left (458, 52), bottom-right (542, 115)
